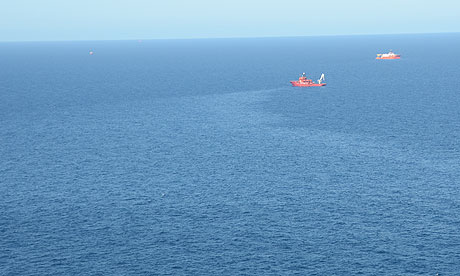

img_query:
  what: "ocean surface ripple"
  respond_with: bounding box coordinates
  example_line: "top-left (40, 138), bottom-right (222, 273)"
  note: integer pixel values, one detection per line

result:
top-left (1, 34), bottom-right (460, 275)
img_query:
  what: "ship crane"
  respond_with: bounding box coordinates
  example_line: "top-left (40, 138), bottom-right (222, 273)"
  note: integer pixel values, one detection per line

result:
top-left (318, 73), bottom-right (325, 84)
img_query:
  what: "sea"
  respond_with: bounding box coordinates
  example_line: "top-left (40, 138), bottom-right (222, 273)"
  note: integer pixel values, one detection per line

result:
top-left (1, 33), bottom-right (460, 275)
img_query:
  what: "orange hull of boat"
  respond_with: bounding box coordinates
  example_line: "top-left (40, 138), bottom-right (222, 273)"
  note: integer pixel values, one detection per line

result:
top-left (376, 56), bottom-right (401, 59)
top-left (291, 81), bottom-right (326, 87)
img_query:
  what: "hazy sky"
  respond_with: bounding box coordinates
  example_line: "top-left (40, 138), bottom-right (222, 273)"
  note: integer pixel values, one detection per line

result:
top-left (1, 0), bottom-right (459, 41)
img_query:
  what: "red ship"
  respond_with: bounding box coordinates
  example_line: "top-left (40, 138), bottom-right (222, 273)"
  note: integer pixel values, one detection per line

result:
top-left (290, 73), bottom-right (326, 87)
top-left (376, 50), bottom-right (401, 59)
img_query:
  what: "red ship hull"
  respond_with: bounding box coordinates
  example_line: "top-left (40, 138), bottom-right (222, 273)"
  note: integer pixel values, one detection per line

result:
top-left (376, 55), bottom-right (401, 59)
top-left (290, 81), bottom-right (326, 87)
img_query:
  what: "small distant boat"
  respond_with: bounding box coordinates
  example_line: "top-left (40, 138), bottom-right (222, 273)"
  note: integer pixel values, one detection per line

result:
top-left (290, 73), bottom-right (326, 87)
top-left (376, 50), bottom-right (400, 59)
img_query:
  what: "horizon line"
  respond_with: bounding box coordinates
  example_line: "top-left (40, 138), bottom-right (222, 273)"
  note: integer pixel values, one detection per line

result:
top-left (0, 31), bottom-right (459, 43)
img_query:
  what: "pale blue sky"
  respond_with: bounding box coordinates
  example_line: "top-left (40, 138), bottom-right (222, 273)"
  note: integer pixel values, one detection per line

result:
top-left (0, 0), bottom-right (459, 41)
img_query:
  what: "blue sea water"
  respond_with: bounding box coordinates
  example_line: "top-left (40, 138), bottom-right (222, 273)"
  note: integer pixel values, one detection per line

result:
top-left (1, 33), bottom-right (460, 275)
